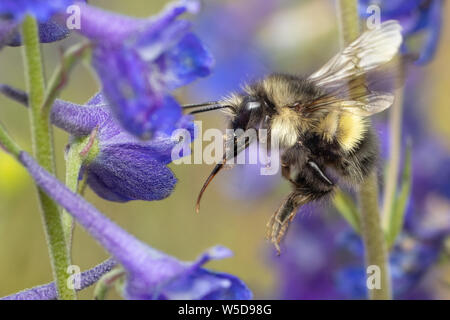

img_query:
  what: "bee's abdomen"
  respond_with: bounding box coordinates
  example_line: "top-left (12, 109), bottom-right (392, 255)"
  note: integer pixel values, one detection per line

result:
top-left (337, 127), bottom-right (378, 184)
top-left (305, 127), bottom-right (378, 185)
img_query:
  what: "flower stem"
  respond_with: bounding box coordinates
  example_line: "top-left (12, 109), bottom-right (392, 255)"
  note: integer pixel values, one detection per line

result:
top-left (62, 145), bottom-right (83, 247)
top-left (382, 80), bottom-right (404, 230)
top-left (337, 0), bottom-right (392, 300)
top-left (358, 172), bottom-right (392, 299)
top-left (337, 0), bottom-right (361, 47)
top-left (21, 15), bottom-right (75, 300)
top-left (93, 268), bottom-right (125, 300)
top-left (0, 122), bottom-right (21, 158)
top-left (63, 129), bottom-right (99, 247)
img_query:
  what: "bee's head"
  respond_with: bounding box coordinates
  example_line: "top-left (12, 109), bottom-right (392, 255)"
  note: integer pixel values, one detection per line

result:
top-left (226, 93), bottom-right (274, 134)
top-left (184, 94), bottom-right (272, 213)
top-left (229, 96), bottom-right (267, 132)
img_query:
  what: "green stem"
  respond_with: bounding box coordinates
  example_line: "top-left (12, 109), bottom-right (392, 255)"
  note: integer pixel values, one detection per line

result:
top-left (94, 268), bottom-right (125, 300)
top-left (337, 0), bottom-right (361, 47)
top-left (381, 79), bottom-right (404, 230)
top-left (62, 145), bottom-right (83, 247)
top-left (358, 172), bottom-right (392, 299)
top-left (337, 0), bottom-right (392, 300)
top-left (63, 129), bottom-right (100, 247)
top-left (21, 15), bottom-right (76, 300)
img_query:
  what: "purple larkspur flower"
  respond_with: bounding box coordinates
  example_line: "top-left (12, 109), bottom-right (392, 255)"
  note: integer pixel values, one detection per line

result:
top-left (332, 69), bottom-right (448, 300)
top-left (16, 151), bottom-right (252, 300)
top-left (336, 91), bottom-right (450, 300)
top-left (276, 210), bottom-right (447, 299)
top-left (0, 85), bottom-right (192, 202)
top-left (73, 0), bottom-right (213, 139)
top-left (359, 0), bottom-right (443, 64)
top-left (336, 222), bottom-right (448, 300)
top-left (1, 259), bottom-right (117, 300)
top-left (54, 93), bottom-right (193, 202)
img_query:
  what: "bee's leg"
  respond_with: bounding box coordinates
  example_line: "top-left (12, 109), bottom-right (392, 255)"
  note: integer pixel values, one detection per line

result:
top-left (271, 145), bottom-right (334, 254)
top-left (266, 191), bottom-right (313, 255)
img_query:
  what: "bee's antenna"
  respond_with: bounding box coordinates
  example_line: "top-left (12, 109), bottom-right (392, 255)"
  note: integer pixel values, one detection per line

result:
top-left (188, 105), bottom-right (231, 115)
top-left (195, 162), bottom-right (225, 213)
top-left (182, 101), bottom-right (221, 109)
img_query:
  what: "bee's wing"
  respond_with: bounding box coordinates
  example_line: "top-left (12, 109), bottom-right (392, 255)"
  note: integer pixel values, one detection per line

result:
top-left (303, 88), bottom-right (394, 117)
top-left (306, 20), bottom-right (403, 117)
top-left (309, 20), bottom-right (402, 87)
top-left (332, 92), bottom-right (394, 116)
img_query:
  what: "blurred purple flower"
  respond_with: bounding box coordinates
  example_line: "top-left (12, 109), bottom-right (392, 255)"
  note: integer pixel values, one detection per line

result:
top-left (336, 221), bottom-right (448, 300)
top-left (0, 0), bottom-right (80, 49)
top-left (276, 207), bottom-right (448, 299)
top-left (334, 69), bottom-right (450, 300)
top-left (17, 151), bottom-right (252, 300)
top-left (188, 0), bottom-right (277, 201)
top-left (190, 0), bottom-right (274, 100)
top-left (274, 209), bottom-right (347, 299)
top-left (359, 0), bottom-right (443, 64)
top-left (2, 259), bottom-right (117, 300)
top-left (75, 1), bottom-right (213, 139)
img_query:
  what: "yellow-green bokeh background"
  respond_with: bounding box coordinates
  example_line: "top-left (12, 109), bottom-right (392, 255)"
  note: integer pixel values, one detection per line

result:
top-left (1, 0), bottom-right (449, 299)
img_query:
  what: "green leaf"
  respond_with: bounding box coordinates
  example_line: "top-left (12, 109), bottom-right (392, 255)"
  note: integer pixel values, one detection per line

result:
top-left (333, 188), bottom-right (361, 234)
top-left (386, 143), bottom-right (412, 249)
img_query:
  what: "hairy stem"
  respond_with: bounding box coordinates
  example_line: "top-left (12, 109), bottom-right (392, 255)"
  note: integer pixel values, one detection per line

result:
top-left (94, 268), bottom-right (125, 300)
top-left (62, 145), bottom-right (83, 247)
top-left (337, 0), bottom-right (361, 47)
top-left (21, 15), bottom-right (75, 300)
top-left (358, 172), bottom-right (392, 299)
top-left (0, 122), bottom-right (21, 158)
top-left (337, 0), bottom-right (392, 300)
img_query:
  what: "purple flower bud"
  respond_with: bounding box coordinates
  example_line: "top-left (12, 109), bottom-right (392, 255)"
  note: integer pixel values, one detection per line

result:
top-left (76, 1), bottom-right (213, 138)
top-left (2, 259), bottom-right (117, 300)
top-left (17, 151), bottom-right (252, 300)
top-left (4, 19), bottom-right (70, 47)
top-left (53, 93), bottom-right (193, 202)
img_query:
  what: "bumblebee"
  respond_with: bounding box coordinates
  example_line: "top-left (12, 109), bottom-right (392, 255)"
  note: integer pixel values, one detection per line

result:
top-left (184, 21), bottom-right (403, 253)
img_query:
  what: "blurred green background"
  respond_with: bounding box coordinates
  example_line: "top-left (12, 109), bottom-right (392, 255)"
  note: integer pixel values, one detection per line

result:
top-left (0, 0), bottom-right (449, 299)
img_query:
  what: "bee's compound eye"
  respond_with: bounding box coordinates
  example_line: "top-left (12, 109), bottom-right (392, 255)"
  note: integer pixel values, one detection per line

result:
top-left (246, 101), bottom-right (261, 110)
